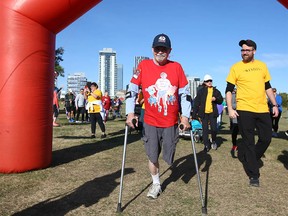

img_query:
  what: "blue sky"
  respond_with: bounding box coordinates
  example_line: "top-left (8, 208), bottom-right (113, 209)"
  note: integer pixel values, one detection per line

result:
top-left (56, 0), bottom-right (288, 95)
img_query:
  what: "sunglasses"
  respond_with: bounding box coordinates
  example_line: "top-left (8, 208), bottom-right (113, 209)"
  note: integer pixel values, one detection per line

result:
top-left (241, 49), bottom-right (254, 52)
top-left (204, 80), bottom-right (213, 83)
top-left (154, 47), bottom-right (169, 53)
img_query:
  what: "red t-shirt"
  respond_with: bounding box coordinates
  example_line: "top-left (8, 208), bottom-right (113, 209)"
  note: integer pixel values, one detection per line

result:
top-left (131, 59), bottom-right (188, 127)
top-left (102, 96), bottom-right (111, 110)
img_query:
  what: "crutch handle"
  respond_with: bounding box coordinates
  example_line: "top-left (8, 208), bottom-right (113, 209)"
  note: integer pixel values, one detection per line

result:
top-left (179, 123), bottom-right (191, 131)
top-left (132, 118), bottom-right (137, 127)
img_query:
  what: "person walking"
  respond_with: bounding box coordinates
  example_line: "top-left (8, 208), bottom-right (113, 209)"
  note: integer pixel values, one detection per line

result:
top-left (230, 88), bottom-right (239, 158)
top-left (53, 86), bottom-right (62, 127)
top-left (65, 89), bottom-right (76, 123)
top-left (75, 88), bottom-right (85, 123)
top-left (102, 91), bottom-right (111, 123)
top-left (125, 33), bottom-right (191, 199)
top-left (268, 88), bottom-right (282, 137)
top-left (192, 74), bottom-right (223, 152)
top-left (85, 82), bottom-right (106, 139)
top-left (225, 39), bottom-right (279, 187)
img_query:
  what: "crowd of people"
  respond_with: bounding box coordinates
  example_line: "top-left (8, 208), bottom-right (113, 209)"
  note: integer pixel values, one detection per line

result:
top-left (52, 79), bottom-right (124, 133)
top-left (53, 34), bottom-right (286, 200)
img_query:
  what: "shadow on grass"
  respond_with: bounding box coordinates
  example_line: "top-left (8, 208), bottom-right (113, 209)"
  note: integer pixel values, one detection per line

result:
top-left (161, 150), bottom-right (212, 189)
top-left (12, 168), bottom-right (135, 216)
top-left (161, 150), bottom-right (212, 212)
top-left (122, 150), bottom-right (212, 212)
top-left (277, 150), bottom-right (288, 170)
top-left (51, 131), bottom-right (141, 167)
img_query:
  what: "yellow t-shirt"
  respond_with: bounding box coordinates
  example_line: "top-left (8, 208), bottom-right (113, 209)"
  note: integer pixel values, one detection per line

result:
top-left (205, 87), bottom-right (213, 113)
top-left (226, 60), bottom-right (271, 113)
top-left (87, 89), bottom-right (102, 113)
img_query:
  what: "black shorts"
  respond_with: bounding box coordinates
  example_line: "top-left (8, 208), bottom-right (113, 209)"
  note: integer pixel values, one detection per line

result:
top-left (53, 104), bottom-right (59, 117)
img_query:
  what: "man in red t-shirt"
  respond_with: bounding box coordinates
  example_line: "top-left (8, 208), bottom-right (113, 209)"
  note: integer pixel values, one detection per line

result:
top-left (102, 91), bottom-right (111, 123)
top-left (126, 33), bottom-right (191, 199)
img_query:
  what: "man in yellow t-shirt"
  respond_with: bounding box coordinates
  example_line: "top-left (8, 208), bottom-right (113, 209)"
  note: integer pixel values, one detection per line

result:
top-left (85, 82), bottom-right (106, 138)
top-left (225, 39), bottom-right (278, 187)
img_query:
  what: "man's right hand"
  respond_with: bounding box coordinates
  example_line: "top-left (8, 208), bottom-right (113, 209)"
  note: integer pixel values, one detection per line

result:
top-left (126, 113), bottom-right (137, 128)
top-left (228, 108), bottom-right (239, 119)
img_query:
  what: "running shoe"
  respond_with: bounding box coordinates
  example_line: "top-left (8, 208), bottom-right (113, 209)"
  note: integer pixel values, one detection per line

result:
top-left (230, 146), bottom-right (238, 158)
top-left (249, 178), bottom-right (260, 187)
top-left (147, 183), bottom-right (162, 199)
top-left (211, 141), bottom-right (217, 150)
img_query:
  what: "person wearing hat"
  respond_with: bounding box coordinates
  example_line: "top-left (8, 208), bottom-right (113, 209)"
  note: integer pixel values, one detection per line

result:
top-left (225, 39), bottom-right (279, 187)
top-left (125, 33), bottom-right (191, 199)
top-left (192, 74), bottom-right (223, 152)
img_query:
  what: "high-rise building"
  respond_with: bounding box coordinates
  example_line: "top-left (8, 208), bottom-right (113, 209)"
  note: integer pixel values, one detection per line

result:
top-left (187, 77), bottom-right (201, 99)
top-left (99, 48), bottom-right (117, 97)
top-left (134, 56), bottom-right (149, 73)
top-left (117, 64), bottom-right (123, 91)
top-left (67, 72), bottom-right (87, 93)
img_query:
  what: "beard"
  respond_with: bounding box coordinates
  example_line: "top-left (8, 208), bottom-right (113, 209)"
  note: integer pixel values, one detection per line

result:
top-left (242, 54), bottom-right (253, 63)
top-left (155, 53), bottom-right (167, 63)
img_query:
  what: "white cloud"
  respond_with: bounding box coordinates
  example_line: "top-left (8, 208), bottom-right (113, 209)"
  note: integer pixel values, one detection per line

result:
top-left (261, 53), bottom-right (288, 68)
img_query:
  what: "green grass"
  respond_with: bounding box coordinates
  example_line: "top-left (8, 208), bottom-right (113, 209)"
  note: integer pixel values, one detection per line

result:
top-left (0, 111), bottom-right (288, 216)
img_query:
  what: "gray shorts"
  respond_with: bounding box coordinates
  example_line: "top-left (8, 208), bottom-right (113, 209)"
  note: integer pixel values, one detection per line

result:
top-left (142, 123), bottom-right (179, 165)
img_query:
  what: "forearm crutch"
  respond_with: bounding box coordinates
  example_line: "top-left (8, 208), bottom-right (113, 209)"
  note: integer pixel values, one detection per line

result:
top-left (116, 119), bottom-right (136, 213)
top-left (116, 124), bottom-right (129, 213)
top-left (180, 124), bottom-right (207, 215)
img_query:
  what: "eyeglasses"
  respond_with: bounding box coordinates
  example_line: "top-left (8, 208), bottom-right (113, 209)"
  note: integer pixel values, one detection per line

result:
top-left (154, 47), bottom-right (169, 53)
top-left (204, 80), bottom-right (212, 83)
top-left (241, 49), bottom-right (254, 52)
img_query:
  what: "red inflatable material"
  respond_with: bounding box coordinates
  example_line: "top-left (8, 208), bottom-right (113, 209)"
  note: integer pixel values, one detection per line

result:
top-left (278, 0), bottom-right (288, 9)
top-left (0, 0), bottom-right (102, 173)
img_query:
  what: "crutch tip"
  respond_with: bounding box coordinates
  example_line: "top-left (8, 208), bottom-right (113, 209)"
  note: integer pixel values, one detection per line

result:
top-left (201, 207), bottom-right (207, 215)
top-left (116, 203), bottom-right (122, 213)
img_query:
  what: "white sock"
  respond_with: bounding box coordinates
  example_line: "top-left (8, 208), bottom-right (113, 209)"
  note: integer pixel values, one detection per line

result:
top-left (151, 173), bottom-right (160, 185)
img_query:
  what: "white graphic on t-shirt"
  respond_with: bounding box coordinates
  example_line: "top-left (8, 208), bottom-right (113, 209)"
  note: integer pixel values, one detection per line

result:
top-left (145, 72), bottom-right (177, 116)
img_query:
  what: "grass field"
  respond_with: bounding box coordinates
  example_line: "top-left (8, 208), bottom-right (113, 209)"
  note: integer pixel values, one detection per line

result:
top-left (0, 110), bottom-right (288, 216)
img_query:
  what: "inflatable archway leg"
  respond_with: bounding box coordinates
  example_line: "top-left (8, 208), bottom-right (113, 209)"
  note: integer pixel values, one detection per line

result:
top-left (0, 0), bottom-right (102, 173)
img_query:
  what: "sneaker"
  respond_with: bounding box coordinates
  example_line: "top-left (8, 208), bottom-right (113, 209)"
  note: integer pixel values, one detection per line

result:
top-left (249, 178), bottom-right (260, 187)
top-left (285, 130), bottom-right (288, 137)
top-left (204, 145), bottom-right (211, 153)
top-left (211, 142), bottom-right (217, 150)
top-left (101, 134), bottom-right (107, 139)
top-left (230, 146), bottom-right (238, 158)
top-left (147, 183), bottom-right (162, 199)
top-left (272, 131), bottom-right (278, 137)
top-left (91, 134), bottom-right (96, 138)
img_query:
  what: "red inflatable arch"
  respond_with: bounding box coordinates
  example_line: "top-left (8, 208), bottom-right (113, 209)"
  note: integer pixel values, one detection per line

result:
top-left (0, 0), bottom-right (102, 173)
top-left (278, 0), bottom-right (288, 9)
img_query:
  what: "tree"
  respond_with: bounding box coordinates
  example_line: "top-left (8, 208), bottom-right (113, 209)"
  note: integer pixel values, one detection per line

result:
top-left (55, 47), bottom-right (65, 77)
top-left (279, 92), bottom-right (287, 108)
